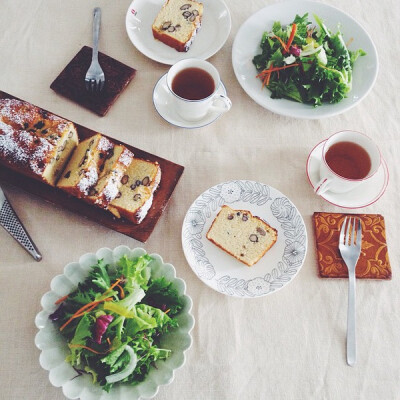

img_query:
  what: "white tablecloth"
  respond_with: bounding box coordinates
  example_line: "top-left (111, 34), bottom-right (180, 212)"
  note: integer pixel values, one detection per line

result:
top-left (0, 0), bottom-right (399, 399)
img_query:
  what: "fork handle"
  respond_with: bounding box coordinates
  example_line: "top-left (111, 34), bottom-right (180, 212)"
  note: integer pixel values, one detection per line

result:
top-left (347, 271), bottom-right (356, 366)
top-left (92, 7), bottom-right (101, 61)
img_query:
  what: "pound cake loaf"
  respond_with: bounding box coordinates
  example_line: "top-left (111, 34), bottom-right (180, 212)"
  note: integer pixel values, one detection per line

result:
top-left (206, 205), bottom-right (278, 266)
top-left (152, 0), bottom-right (203, 52)
top-left (56, 134), bottom-right (114, 198)
top-left (86, 145), bottom-right (135, 208)
top-left (0, 98), bottom-right (78, 186)
top-left (108, 159), bottom-right (161, 224)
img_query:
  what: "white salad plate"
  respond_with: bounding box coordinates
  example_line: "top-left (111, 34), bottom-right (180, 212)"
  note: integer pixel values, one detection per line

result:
top-left (126, 0), bottom-right (231, 65)
top-left (153, 73), bottom-right (228, 128)
top-left (182, 180), bottom-right (307, 298)
top-left (35, 246), bottom-right (194, 400)
top-left (306, 140), bottom-right (389, 208)
top-left (232, 0), bottom-right (379, 119)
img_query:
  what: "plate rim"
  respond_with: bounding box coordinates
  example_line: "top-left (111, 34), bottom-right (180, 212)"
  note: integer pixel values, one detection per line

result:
top-left (125, 0), bottom-right (232, 65)
top-left (231, 0), bottom-right (379, 119)
top-left (181, 179), bottom-right (308, 298)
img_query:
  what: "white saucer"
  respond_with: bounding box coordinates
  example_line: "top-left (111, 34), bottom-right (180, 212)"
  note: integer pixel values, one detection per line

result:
top-left (306, 140), bottom-right (389, 208)
top-left (152, 73), bottom-right (228, 129)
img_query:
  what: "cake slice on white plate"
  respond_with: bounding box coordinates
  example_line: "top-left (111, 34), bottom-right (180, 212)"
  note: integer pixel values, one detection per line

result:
top-left (152, 0), bottom-right (203, 52)
top-left (206, 205), bottom-right (278, 266)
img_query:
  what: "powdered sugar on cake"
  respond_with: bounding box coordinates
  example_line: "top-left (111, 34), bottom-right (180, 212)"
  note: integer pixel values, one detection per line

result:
top-left (97, 136), bottom-right (113, 152)
top-left (0, 120), bottom-right (53, 175)
top-left (77, 167), bottom-right (98, 195)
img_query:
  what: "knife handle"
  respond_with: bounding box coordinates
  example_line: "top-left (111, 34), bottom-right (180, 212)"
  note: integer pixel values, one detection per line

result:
top-left (0, 198), bottom-right (42, 261)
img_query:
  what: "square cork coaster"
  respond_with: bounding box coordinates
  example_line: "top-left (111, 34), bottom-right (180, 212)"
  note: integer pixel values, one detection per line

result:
top-left (313, 212), bottom-right (392, 279)
top-left (50, 46), bottom-right (136, 116)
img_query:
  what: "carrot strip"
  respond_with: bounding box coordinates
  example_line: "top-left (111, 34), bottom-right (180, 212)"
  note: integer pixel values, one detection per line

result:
top-left (55, 294), bottom-right (69, 305)
top-left (270, 63), bottom-right (299, 72)
top-left (286, 23), bottom-right (297, 50)
top-left (261, 63), bottom-right (274, 88)
top-left (272, 35), bottom-right (288, 53)
top-left (103, 279), bottom-right (122, 296)
top-left (116, 284), bottom-right (125, 299)
top-left (59, 297), bottom-right (113, 331)
top-left (68, 344), bottom-right (109, 355)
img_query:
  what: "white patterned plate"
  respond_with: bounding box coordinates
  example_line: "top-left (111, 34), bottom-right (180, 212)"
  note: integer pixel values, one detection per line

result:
top-left (182, 181), bottom-right (307, 298)
top-left (35, 246), bottom-right (194, 400)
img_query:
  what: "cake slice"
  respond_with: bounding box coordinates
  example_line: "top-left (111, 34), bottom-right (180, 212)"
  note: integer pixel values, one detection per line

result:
top-left (108, 159), bottom-right (161, 224)
top-left (56, 134), bottom-right (113, 198)
top-left (206, 205), bottom-right (278, 266)
top-left (85, 145), bottom-right (135, 209)
top-left (152, 0), bottom-right (203, 52)
top-left (0, 98), bottom-right (78, 186)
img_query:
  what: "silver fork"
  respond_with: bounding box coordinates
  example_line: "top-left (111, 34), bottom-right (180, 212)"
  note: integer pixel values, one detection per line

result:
top-left (85, 7), bottom-right (105, 92)
top-left (339, 216), bottom-right (362, 367)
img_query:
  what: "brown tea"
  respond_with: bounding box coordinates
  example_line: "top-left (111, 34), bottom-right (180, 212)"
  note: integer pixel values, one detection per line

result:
top-left (325, 141), bottom-right (371, 179)
top-left (172, 67), bottom-right (215, 100)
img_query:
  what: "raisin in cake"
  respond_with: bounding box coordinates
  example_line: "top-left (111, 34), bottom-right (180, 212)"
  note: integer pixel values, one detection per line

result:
top-left (0, 98), bottom-right (78, 186)
top-left (206, 205), bottom-right (278, 266)
top-left (85, 145), bottom-right (134, 208)
top-left (108, 159), bottom-right (161, 224)
top-left (56, 134), bottom-right (113, 198)
top-left (152, 0), bottom-right (203, 52)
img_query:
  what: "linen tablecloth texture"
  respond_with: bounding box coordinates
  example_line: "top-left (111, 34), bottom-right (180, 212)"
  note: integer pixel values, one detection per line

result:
top-left (1, 1), bottom-right (399, 400)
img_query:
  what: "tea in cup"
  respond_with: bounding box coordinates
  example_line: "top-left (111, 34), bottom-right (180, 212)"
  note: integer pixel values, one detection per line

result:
top-left (314, 130), bottom-right (381, 195)
top-left (166, 58), bottom-right (232, 121)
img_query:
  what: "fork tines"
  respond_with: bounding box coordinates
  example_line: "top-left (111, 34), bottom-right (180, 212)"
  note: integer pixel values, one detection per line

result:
top-left (340, 216), bottom-right (362, 246)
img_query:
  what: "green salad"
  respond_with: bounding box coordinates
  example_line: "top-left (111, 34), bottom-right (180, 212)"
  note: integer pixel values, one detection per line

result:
top-left (49, 254), bottom-right (184, 392)
top-left (252, 13), bottom-right (366, 106)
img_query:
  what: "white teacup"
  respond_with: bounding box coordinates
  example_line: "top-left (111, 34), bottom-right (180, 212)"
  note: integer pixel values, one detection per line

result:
top-left (166, 58), bottom-right (232, 121)
top-left (314, 130), bottom-right (381, 195)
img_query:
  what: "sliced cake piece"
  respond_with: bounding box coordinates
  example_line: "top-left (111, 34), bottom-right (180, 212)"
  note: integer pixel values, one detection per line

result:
top-left (56, 134), bottom-right (113, 198)
top-left (152, 0), bottom-right (203, 52)
top-left (206, 205), bottom-right (278, 266)
top-left (0, 98), bottom-right (78, 186)
top-left (108, 159), bottom-right (161, 224)
top-left (85, 145), bottom-right (135, 209)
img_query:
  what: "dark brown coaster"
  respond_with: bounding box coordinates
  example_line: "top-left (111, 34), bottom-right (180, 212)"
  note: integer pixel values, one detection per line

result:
top-left (0, 91), bottom-right (184, 243)
top-left (313, 212), bottom-right (392, 279)
top-left (50, 46), bottom-right (136, 116)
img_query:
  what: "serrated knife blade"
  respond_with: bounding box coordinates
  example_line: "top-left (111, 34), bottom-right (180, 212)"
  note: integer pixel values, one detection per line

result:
top-left (0, 185), bottom-right (42, 261)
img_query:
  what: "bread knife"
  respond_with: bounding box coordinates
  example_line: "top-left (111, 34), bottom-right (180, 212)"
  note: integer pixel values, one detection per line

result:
top-left (0, 185), bottom-right (42, 261)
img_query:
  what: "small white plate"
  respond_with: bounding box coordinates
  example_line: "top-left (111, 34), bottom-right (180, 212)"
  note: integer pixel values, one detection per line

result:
top-left (126, 0), bottom-right (231, 65)
top-left (306, 140), bottom-right (389, 208)
top-left (153, 73), bottom-right (228, 128)
top-left (232, 0), bottom-right (379, 119)
top-left (182, 180), bottom-right (307, 298)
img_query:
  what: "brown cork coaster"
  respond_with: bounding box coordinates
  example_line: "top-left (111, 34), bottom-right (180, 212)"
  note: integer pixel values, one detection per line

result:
top-left (313, 212), bottom-right (392, 279)
top-left (50, 46), bottom-right (136, 116)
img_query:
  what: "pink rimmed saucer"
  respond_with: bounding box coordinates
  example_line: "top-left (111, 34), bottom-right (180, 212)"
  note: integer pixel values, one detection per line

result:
top-left (306, 140), bottom-right (389, 209)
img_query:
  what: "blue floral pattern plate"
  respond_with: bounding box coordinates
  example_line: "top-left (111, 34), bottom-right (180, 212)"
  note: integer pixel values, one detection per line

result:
top-left (182, 180), bottom-right (307, 298)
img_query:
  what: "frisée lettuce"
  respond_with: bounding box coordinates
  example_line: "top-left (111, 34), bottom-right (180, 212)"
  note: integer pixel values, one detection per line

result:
top-left (49, 254), bottom-right (184, 392)
top-left (252, 13), bottom-right (366, 106)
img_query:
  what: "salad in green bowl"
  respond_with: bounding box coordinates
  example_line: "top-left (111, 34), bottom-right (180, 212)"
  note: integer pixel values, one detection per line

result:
top-left (252, 13), bottom-right (366, 106)
top-left (35, 246), bottom-right (194, 399)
